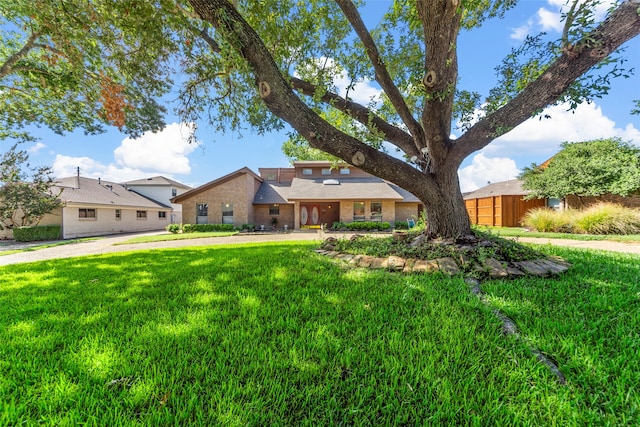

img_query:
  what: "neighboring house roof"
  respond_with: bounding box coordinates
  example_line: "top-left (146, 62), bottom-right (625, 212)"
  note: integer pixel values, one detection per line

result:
top-left (463, 179), bottom-right (532, 199)
top-left (253, 182), bottom-right (292, 204)
top-left (124, 176), bottom-right (191, 189)
top-left (387, 183), bottom-right (421, 203)
top-left (53, 176), bottom-right (171, 209)
top-left (171, 167), bottom-right (262, 203)
top-left (287, 177), bottom-right (405, 200)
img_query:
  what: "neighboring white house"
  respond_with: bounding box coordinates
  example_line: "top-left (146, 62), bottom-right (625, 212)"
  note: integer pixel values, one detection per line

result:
top-left (124, 176), bottom-right (191, 224)
top-left (42, 175), bottom-right (172, 239)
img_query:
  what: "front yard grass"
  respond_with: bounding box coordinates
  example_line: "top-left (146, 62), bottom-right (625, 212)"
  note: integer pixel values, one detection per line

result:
top-left (474, 225), bottom-right (640, 242)
top-left (114, 231), bottom-right (238, 245)
top-left (1, 241), bottom-right (638, 425)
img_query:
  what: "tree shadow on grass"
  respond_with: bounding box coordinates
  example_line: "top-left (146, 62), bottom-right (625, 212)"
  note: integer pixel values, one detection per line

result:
top-left (0, 242), bottom-right (613, 425)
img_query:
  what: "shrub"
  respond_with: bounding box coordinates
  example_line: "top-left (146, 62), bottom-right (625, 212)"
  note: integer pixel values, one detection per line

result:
top-left (331, 221), bottom-right (390, 231)
top-left (394, 221), bottom-right (409, 230)
top-left (240, 224), bottom-right (255, 231)
top-left (13, 225), bottom-right (61, 242)
top-left (523, 208), bottom-right (573, 232)
top-left (182, 223), bottom-right (235, 233)
top-left (166, 224), bottom-right (181, 234)
top-left (573, 203), bottom-right (640, 235)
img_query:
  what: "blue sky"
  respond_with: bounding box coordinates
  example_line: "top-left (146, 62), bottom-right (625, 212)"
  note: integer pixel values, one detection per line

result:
top-left (7, 0), bottom-right (640, 192)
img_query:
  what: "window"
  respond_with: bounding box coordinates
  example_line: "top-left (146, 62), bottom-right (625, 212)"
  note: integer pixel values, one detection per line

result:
top-left (321, 168), bottom-right (332, 175)
top-left (340, 167), bottom-right (351, 175)
top-left (136, 210), bottom-right (147, 219)
top-left (115, 209), bottom-right (121, 220)
top-left (171, 188), bottom-right (177, 197)
top-left (158, 211), bottom-right (167, 219)
top-left (222, 203), bottom-right (234, 224)
top-left (79, 208), bottom-right (96, 219)
top-left (370, 202), bottom-right (382, 221)
top-left (353, 202), bottom-right (365, 222)
top-left (302, 168), bottom-right (313, 175)
top-left (264, 171), bottom-right (277, 180)
top-left (269, 204), bottom-right (280, 215)
top-left (196, 203), bottom-right (208, 216)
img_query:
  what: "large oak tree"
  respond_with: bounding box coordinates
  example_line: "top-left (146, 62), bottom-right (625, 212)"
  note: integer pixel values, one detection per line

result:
top-left (3, 1), bottom-right (640, 239)
top-left (184, 0), bottom-right (640, 239)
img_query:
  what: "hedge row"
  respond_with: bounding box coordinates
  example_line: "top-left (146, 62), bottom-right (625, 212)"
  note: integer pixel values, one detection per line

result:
top-left (331, 221), bottom-right (391, 231)
top-left (13, 225), bottom-right (61, 242)
top-left (167, 223), bottom-right (236, 234)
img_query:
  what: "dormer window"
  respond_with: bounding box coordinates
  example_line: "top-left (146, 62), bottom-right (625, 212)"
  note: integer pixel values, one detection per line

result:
top-left (302, 168), bottom-right (313, 175)
top-left (340, 167), bottom-right (350, 175)
top-left (321, 168), bottom-right (332, 175)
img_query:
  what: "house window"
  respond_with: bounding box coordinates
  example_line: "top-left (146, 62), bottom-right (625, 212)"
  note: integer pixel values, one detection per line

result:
top-left (321, 168), bottom-right (332, 175)
top-left (353, 202), bottom-right (365, 222)
top-left (115, 209), bottom-right (121, 220)
top-left (302, 168), bottom-right (313, 175)
top-left (196, 203), bottom-right (209, 224)
top-left (79, 208), bottom-right (96, 219)
top-left (158, 211), bottom-right (167, 219)
top-left (269, 204), bottom-right (280, 215)
top-left (370, 202), bottom-right (382, 221)
top-left (136, 210), bottom-right (147, 219)
top-left (340, 167), bottom-right (351, 175)
top-left (222, 203), bottom-right (234, 224)
top-left (171, 188), bottom-right (177, 197)
top-left (264, 171), bottom-right (277, 180)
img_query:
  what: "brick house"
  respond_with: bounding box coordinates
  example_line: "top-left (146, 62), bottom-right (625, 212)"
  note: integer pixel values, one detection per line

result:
top-left (171, 161), bottom-right (423, 230)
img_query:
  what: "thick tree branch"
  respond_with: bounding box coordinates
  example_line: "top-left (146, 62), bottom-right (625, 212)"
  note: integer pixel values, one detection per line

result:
top-left (335, 0), bottom-right (425, 150)
top-left (188, 0), bottom-right (438, 200)
top-left (416, 0), bottom-right (462, 169)
top-left (452, 0), bottom-right (640, 163)
top-left (0, 31), bottom-right (40, 79)
top-left (290, 77), bottom-right (418, 156)
top-left (199, 27), bottom-right (220, 53)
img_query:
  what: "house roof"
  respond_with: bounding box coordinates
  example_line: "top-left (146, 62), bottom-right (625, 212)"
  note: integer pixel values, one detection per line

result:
top-left (463, 179), bottom-right (530, 199)
top-left (253, 182), bottom-right (292, 204)
top-left (171, 167), bottom-right (262, 203)
top-left (387, 183), bottom-right (421, 203)
top-left (124, 176), bottom-right (191, 189)
top-left (53, 176), bottom-right (171, 209)
top-left (287, 177), bottom-right (405, 200)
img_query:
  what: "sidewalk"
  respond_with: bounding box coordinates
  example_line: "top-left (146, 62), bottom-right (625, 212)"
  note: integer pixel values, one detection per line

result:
top-left (1, 231), bottom-right (639, 267)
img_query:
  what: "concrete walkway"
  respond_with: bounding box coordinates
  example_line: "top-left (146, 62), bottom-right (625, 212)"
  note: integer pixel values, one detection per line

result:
top-left (1, 231), bottom-right (639, 267)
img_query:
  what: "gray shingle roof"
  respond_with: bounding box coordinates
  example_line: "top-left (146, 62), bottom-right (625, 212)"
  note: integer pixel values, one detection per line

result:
top-left (53, 177), bottom-right (170, 209)
top-left (253, 182), bottom-right (292, 204)
top-left (287, 177), bottom-right (404, 200)
top-left (387, 183), bottom-right (421, 203)
top-left (463, 179), bottom-right (529, 199)
top-left (124, 176), bottom-right (191, 189)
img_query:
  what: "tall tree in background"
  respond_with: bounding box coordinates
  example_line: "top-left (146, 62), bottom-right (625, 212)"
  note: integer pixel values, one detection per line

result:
top-left (183, 0), bottom-right (640, 239)
top-left (2, 1), bottom-right (640, 239)
top-left (520, 138), bottom-right (640, 204)
top-left (0, 144), bottom-right (61, 228)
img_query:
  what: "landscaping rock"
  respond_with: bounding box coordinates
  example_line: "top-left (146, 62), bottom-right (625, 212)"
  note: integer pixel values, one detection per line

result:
top-left (513, 260), bottom-right (551, 276)
top-left (370, 257), bottom-right (388, 269)
top-left (485, 258), bottom-right (509, 278)
top-left (358, 255), bottom-right (375, 267)
top-left (435, 257), bottom-right (461, 275)
top-left (387, 256), bottom-right (406, 271)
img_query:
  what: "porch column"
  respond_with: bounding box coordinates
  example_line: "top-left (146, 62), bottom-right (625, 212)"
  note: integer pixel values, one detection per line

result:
top-left (294, 201), bottom-right (300, 230)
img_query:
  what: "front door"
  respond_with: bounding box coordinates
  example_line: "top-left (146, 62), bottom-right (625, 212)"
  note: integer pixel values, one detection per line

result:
top-left (300, 204), bottom-right (320, 226)
top-left (300, 203), bottom-right (339, 227)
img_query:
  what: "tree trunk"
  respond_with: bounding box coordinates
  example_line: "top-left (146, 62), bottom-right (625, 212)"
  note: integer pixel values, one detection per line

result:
top-left (419, 170), bottom-right (472, 239)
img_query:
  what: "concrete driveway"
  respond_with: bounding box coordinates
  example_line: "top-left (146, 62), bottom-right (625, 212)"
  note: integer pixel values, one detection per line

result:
top-left (1, 230), bottom-right (639, 267)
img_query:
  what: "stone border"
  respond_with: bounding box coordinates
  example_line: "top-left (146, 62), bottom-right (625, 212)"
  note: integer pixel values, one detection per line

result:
top-left (314, 249), bottom-right (571, 279)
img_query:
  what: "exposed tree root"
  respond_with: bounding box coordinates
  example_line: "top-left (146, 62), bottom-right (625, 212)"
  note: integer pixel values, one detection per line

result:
top-left (465, 278), bottom-right (567, 385)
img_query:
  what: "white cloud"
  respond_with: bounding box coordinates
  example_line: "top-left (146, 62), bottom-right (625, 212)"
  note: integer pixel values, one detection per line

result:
top-left (53, 122), bottom-right (198, 181)
top-left (27, 142), bottom-right (46, 154)
top-left (483, 102), bottom-right (640, 159)
top-left (536, 7), bottom-right (563, 33)
top-left (458, 153), bottom-right (520, 193)
top-left (510, 20), bottom-right (533, 41)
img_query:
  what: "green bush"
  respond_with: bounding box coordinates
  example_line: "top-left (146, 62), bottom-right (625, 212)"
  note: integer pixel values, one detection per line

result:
top-left (182, 223), bottom-right (235, 233)
top-left (331, 221), bottom-right (390, 231)
top-left (573, 203), bottom-right (640, 235)
top-left (394, 221), bottom-right (409, 230)
top-left (240, 224), bottom-right (255, 231)
top-left (166, 224), bottom-right (181, 234)
top-left (13, 225), bottom-right (61, 242)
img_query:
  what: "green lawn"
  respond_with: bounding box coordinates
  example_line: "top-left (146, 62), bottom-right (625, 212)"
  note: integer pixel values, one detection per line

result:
top-left (114, 231), bottom-right (238, 245)
top-left (1, 241), bottom-right (638, 425)
top-left (474, 225), bottom-right (640, 242)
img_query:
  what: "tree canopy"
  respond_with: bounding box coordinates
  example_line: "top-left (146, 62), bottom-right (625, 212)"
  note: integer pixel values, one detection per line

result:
top-left (0, 144), bottom-right (61, 228)
top-left (2, 0), bottom-right (640, 238)
top-left (520, 138), bottom-right (640, 201)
